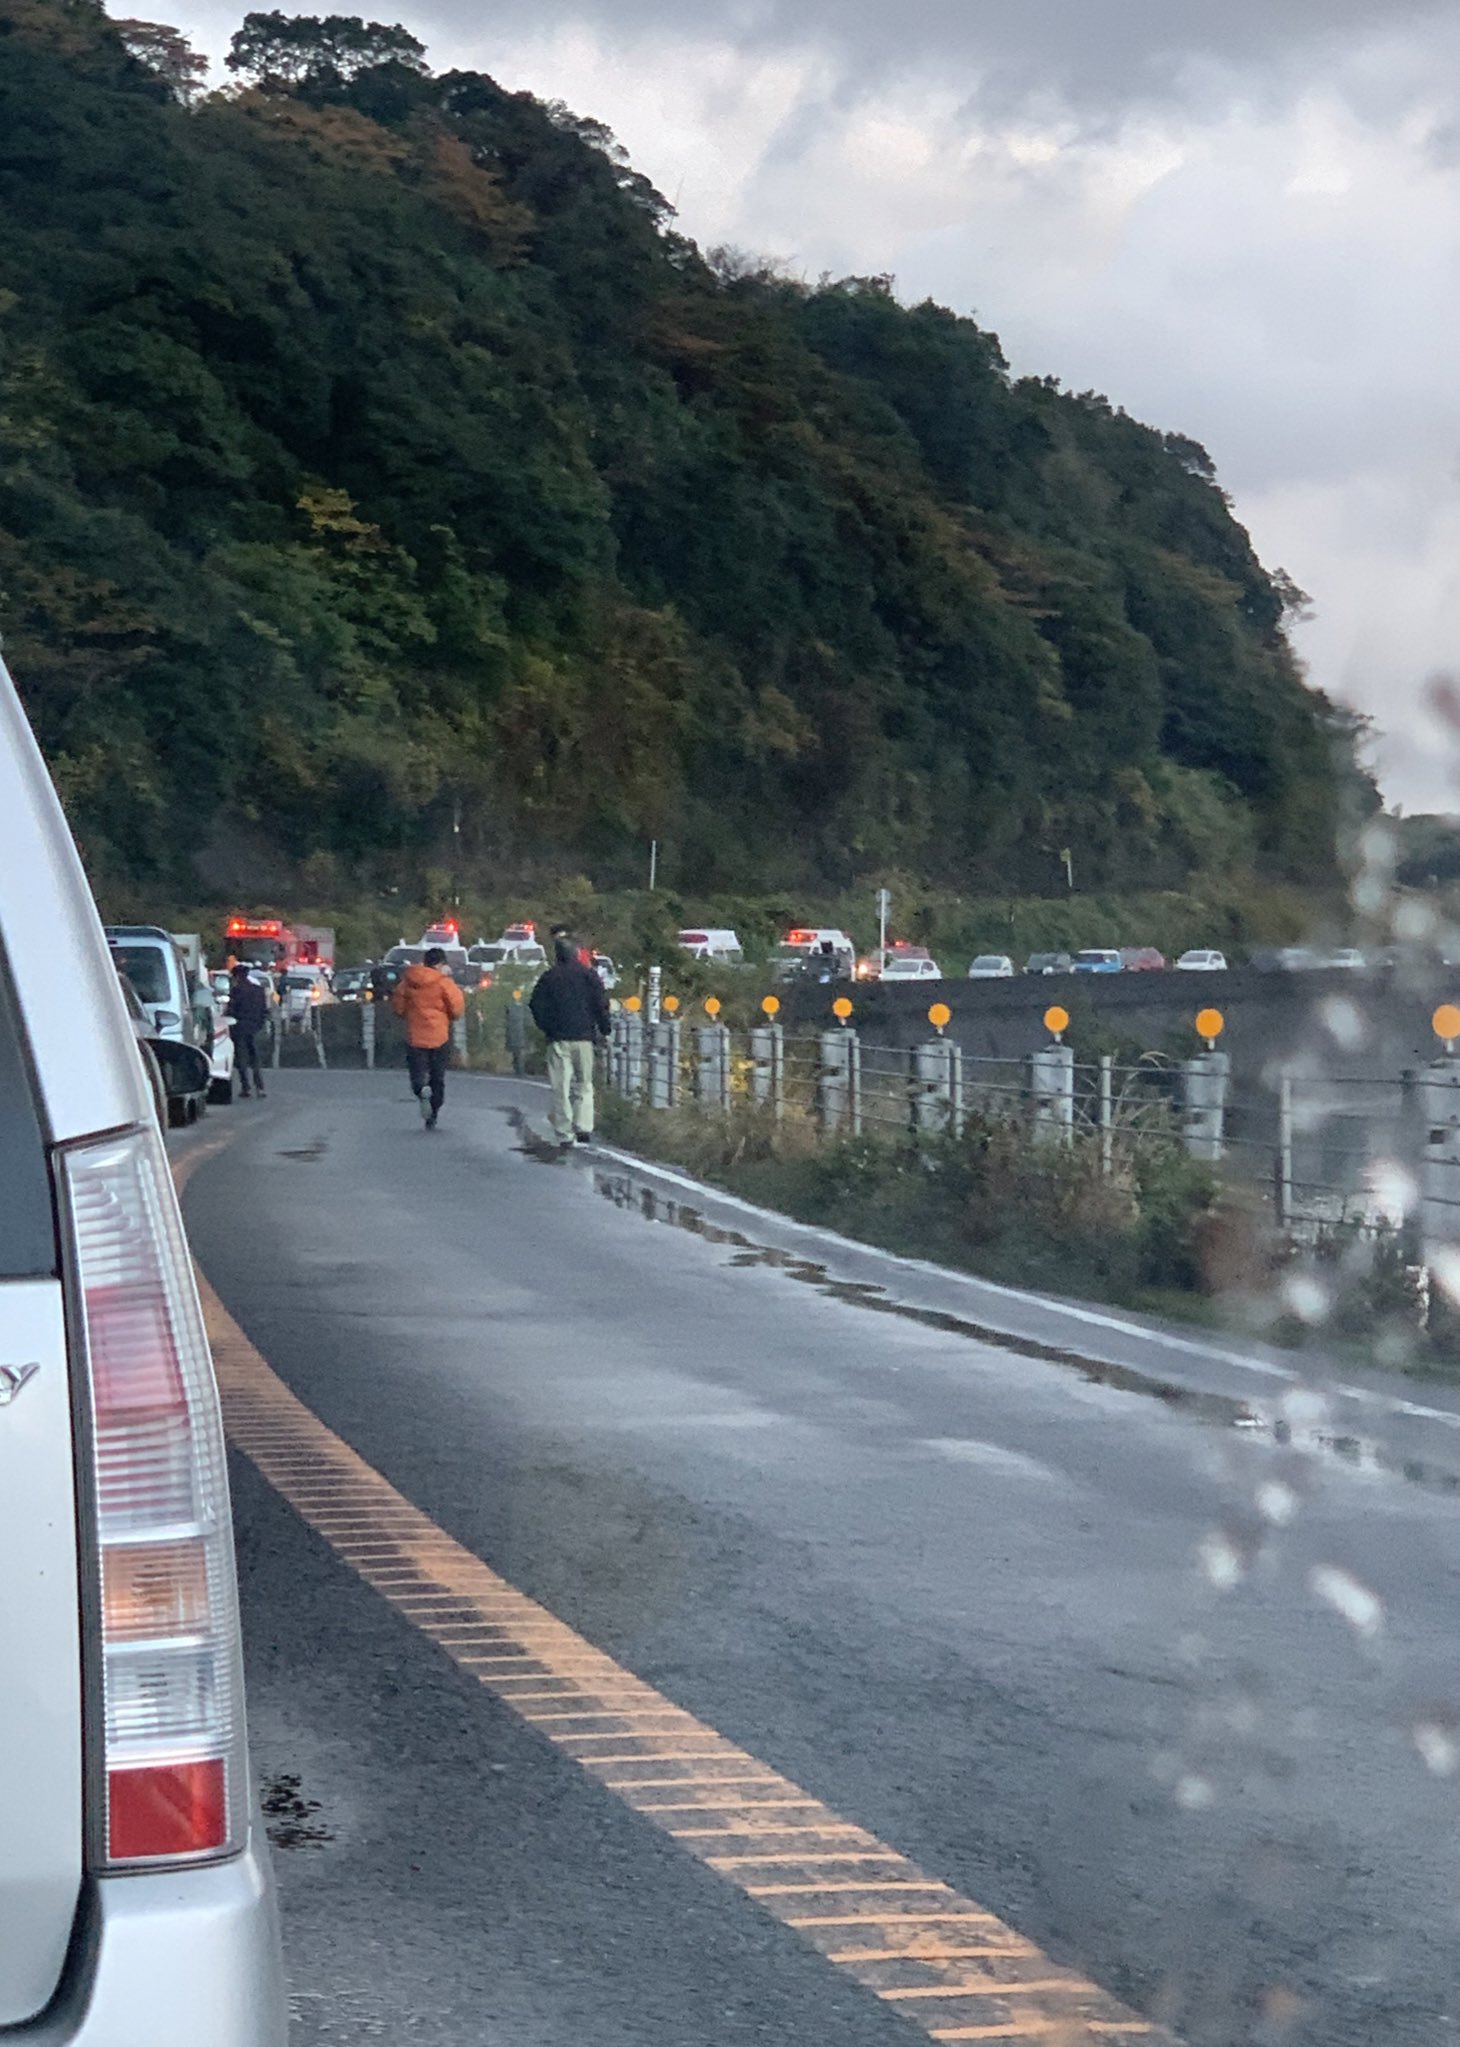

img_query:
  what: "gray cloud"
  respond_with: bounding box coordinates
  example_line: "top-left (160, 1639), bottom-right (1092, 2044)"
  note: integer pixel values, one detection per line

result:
top-left (418, 0), bottom-right (1453, 122)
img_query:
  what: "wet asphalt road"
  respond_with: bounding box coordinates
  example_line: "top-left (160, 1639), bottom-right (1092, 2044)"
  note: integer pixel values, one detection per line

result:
top-left (178, 1070), bottom-right (1460, 2046)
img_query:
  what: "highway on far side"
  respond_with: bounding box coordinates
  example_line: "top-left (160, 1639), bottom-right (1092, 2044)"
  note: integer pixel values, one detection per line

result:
top-left (176, 1069), bottom-right (1460, 2046)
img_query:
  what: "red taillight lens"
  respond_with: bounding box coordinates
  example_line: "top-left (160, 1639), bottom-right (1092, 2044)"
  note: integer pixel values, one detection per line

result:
top-left (108, 1760), bottom-right (227, 1861)
top-left (63, 1131), bottom-right (246, 1866)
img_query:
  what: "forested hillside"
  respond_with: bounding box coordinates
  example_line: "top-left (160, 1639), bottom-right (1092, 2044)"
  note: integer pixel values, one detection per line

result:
top-left (0, 0), bottom-right (1367, 898)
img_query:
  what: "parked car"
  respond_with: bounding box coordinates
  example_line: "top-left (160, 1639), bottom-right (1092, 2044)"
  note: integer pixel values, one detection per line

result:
top-left (593, 953), bottom-right (618, 990)
top-left (1175, 949), bottom-right (1229, 972)
top-left (770, 929), bottom-right (856, 983)
top-left (1023, 952), bottom-right (1073, 975)
top-left (333, 966), bottom-right (372, 1002)
top-left (466, 939), bottom-right (547, 973)
top-left (104, 926), bottom-right (212, 1124)
top-left (280, 966), bottom-right (333, 1023)
top-left (0, 653), bottom-right (288, 2042)
top-left (1072, 949), bottom-right (1123, 974)
top-left (677, 927), bottom-right (745, 965)
top-left (1120, 946), bottom-right (1166, 972)
top-left (881, 953), bottom-right (943, 982)
top-left (968, 954), bottom-right (1015, 978)
top-left (116, 971), bottom-right (170, 1129)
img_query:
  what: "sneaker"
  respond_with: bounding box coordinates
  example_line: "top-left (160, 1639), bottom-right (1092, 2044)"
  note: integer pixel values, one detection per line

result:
top-left (255, 1085), bottom-right (266, 1097)
top-left (574, 1130), bottom-right (593, 1144)
top-left (418, 1093), bottom-right (431, 1124)
top-left (426, 1110), bottom-right (438, 1130)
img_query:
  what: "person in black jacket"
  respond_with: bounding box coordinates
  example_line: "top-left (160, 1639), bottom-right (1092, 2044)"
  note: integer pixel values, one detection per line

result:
top-left (529, 935), bottom-right (611, 1144)
top-left (227, 963), bottom-right (270, 1098)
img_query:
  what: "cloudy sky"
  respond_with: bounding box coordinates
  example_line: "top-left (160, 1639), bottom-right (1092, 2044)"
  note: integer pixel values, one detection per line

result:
top-left (168, 0), bottom-right (1460, 810)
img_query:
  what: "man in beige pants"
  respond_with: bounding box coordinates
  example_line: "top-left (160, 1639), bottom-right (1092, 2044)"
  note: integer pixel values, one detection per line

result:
top-left (528, 934), bottom-right (611, 1145)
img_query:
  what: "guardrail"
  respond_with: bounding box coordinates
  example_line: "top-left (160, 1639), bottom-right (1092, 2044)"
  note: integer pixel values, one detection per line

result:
top-left (602, 998), bottom-right (1460, 1247)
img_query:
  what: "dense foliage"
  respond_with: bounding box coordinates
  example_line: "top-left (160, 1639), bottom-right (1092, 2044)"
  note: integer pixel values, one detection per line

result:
top-left (0, 0), bottom-right (1366, 898)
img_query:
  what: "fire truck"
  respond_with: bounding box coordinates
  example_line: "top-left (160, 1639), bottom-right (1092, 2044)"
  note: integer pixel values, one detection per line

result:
top-left (222, 917), bottom-right (335, 972)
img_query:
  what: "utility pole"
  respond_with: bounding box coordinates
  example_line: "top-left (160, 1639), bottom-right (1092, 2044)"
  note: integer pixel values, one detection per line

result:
top-left (649, 839), bottom-right (658, 891)
top-left (452, 798), bottom-right (462, 911)
top-left (876, 886), bottom-right (891, 961)
top-left (1061, 846), bottom-right (1074, 893)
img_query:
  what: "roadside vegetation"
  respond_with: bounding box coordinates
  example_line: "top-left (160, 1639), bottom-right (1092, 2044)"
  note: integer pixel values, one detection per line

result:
top-left (2, 1), bottom-right (1374, 916)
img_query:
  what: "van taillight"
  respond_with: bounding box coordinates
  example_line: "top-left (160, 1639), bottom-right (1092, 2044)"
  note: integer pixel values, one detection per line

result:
top-left (63, 1131), bottom-right (246, 1865)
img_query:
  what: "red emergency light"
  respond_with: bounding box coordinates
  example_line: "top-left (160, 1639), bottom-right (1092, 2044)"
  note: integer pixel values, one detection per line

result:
top-left (424, 920), bottom-right (459, 940)
top-left (226, 917), bottom-right (282, 937)
top-left (787, 930), bottom-right (816, 945)
top-left (504, 921), bottom-right (536, 939)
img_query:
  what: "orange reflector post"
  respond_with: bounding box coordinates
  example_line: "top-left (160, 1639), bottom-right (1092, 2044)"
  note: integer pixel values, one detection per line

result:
top-left (1434, 1004), bottom-right (1460, 1046)
top-left (1195, 1007), bottom-right (1225, 1045)
top-left (1043, 1005), bottom-right (1070, 1037)
top-left (108, 1759), bottom-right (227, 1860)
top-left (832, 997), bottom-right (853, 1021)
top-left (705, 997), bottom-right (722, 1018)
top-left (624, 995), bottom-right (642, 1014)
top-left (761, 996), bottom-right (781, 1017)
top-left (664, 995), bottom-right (681, 1015)
top-left (928, 1003), bottom-right (951, 1032)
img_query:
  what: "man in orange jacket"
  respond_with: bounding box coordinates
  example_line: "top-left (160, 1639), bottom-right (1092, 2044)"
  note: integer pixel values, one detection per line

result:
top-left (391, 947), bottom-right (466, 1129)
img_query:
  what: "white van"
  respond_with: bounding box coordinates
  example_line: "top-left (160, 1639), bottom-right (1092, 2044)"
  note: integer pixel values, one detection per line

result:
top-left (769, 928), bottom-right (855, 984)
top-left (678, 928), bottom-right (744, 965)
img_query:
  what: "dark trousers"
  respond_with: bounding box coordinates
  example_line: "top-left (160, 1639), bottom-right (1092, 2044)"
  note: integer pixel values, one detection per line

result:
top-left (407, 1043), bottom-right (449, 1113)
top-left (235, 1028), bottom-right (264, 1092)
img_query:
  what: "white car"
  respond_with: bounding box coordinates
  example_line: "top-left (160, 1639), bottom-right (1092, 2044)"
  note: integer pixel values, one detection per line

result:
top-left (880, 954), bottom-right (943, 982)
top-left (1321, 947), bottom-right (1366, 971)
top-left (1175, 949), bottom-right (1228, 972)
top-left (1, 654), bottom-right (287, 2040)
top-left (968, 954), bottom-right (1015, 979)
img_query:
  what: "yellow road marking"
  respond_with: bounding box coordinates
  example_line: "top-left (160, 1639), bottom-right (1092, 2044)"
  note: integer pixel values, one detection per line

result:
top-left (176, 1140), bottom-right (1170, 2046)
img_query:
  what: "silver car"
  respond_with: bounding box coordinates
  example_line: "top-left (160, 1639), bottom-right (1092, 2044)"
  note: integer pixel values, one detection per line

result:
top-left (0, 658), bottom-right (286, 2043)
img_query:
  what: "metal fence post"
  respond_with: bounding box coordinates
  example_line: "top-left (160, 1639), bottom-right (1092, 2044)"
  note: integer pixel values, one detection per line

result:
top-left (1029, 1044), bottom-right (1074, 1144)
top-left (716, 1024), bottom-right (731, 1112)
top-left (848, 1031), bottom-right (863, 1139)
top-left (695, 1024), bottom-right (729, 1109)
top-left (451, 1011), bottom-right (467, 1065)
top-left (623, 1012), bottom-right (644, 1099)
top-left (1420, 1058), bottom-right (1460, 1246)
top-left (913, 1040), bottom-right (953, 1135)
top-left (647, 1020), bottom-right (670, 1109)
top-left (361, 998), bottom-right (375, 1071)
top-left (1098, 1054), bottom-right (1112, 1176)
top-left (948, 1042), bottom-right (964, 1139)
top-left (1181, 1051), bottom-right (1229, 1162)
top-left (771, 1022), bottom-right (784, 1121)
top-left (819, 1028), bottom-right (852, 1134)
top-left (1277, 1072), bottom-right (1294, 1226)
top-left (667, 1017), bottom-right (683, 1107)
top-left (271, 1011), bottom-right (281, 1070)
top-left (1400, 1066), bottom-right (1423, 1263)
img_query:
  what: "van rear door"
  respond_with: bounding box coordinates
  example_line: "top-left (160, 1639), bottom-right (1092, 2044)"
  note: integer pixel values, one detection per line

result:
top-left (0, 955), bottom-right (83, 2023)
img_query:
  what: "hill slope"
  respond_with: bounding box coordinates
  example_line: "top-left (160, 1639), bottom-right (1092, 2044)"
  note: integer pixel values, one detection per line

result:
top-left (0, 1), bottom-right (1362, 897)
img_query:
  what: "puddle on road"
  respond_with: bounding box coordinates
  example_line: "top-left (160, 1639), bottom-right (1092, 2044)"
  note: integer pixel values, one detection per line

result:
top-left (260, 1771), bottom-right (332, 1850)
top-left (277, 1136), bottom-right (329, 1163)
top-left (589, 1161), bottom-right (1460, 1497)
top-left (499, 1104), bottom-right (572, 1165)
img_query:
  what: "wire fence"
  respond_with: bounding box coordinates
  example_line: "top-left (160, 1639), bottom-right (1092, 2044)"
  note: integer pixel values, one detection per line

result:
top-left (600, 1016), bottom-right (1460, 1242)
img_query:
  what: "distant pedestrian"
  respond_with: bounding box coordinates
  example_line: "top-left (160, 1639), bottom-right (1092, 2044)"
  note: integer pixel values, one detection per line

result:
top-left (227, 963), bottom-right (269, 1099)
top-left (391, 946), bottom-right (466, 1129)
top-left (530, 934), bottom-right (611, 1145)
top-left (504, 987), bottom-right (527, 1076)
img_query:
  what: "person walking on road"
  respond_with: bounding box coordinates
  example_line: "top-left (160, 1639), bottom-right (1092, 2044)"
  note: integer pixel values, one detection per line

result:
top-left (504, 986), bottom-right (527, 1076)
top-left (391, 946), bottom-right (466, 1129)
top-left (227, 963), bottom-right (269, 1099)
top-left (530, 934), bottom-right (611, 1145)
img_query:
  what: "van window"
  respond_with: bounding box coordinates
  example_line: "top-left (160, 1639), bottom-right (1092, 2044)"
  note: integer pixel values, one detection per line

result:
top-left (0, 954), bottom-right (56, 1276)
top-left (109, 943), bottom-right (171, 1006)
